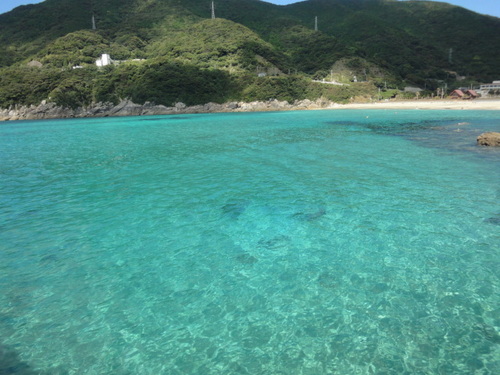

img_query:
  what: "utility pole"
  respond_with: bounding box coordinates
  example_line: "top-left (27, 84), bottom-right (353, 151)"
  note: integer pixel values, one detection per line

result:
top-left (92, 14), bottom-right (96, 30)
top-left (314, 16), bottom-right (318, 31)
top-left (448, 48), bottom-right (453, 64)
top-left (211, 1), bottom-right (216, 19)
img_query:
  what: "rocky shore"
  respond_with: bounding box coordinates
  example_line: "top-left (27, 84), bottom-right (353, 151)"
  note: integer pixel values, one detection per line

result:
top-left (2, 98), bottom-right (499, 122)
top-left (0, 98), bottom-right (339, 122)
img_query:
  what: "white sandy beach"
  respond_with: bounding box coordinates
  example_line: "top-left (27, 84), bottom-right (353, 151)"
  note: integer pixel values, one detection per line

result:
top-left (336, 98), bottom-right (500, 110)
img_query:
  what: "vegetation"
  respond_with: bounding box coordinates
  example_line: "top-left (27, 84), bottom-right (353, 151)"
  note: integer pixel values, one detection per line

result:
top-left (147, 19), bottom-right (287, 73)
top-left (0, 0), bottom-right (498, 109)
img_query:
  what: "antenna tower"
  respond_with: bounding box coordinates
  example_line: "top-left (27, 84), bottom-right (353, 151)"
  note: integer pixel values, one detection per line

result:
top-left (211, 1), bottom-right (216, 19)
top-left (448, 48), bottom-right (453, 64)
top-left (90, 1), bottom-right (96, 30)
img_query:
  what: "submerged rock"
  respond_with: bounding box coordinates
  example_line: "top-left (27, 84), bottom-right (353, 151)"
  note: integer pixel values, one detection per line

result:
top-left (293, 208), bottom-right (326, 221)
top-left (318, 272), bottom-right (339, 289)
top-left (474, 323), bottom-right (500, 344)
top-left (477, 132), bottom-right (500, 146)
top-left (221, 200), bottom-right (249, 219)
top-left (484, 216), bottom-right (500, 225)
top-left (258, 235), bottom-right (291, 250)
top-left (0, 344), bottom-right (37, 374)
top-left (235, 253), bottom-right (258, 265)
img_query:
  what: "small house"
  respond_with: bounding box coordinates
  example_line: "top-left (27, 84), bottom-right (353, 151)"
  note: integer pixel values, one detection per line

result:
top-left (449, 89), bottom-right (465, 99)
top-left (465, 89), bottom-right (478, 99)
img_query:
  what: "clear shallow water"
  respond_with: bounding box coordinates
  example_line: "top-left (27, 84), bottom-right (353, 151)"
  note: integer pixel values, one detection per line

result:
top-left (0, 109), bottom-right (499, 375)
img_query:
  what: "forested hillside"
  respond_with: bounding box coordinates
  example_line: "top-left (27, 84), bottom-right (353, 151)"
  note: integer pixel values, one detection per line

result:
top-left (0, 0), bottom-right (498, 109)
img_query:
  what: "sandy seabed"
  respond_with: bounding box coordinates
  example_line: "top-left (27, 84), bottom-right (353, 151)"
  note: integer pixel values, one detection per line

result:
top-left (335, 98), bottom-right (500, 111)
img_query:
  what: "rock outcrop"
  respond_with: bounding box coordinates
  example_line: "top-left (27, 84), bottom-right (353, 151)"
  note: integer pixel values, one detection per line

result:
top-left (477, 132), bottom-right (500, 146)
top-left (0, 98), bottom-right (342, 122)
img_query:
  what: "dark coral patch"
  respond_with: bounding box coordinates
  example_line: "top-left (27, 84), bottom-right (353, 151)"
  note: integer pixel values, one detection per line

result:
top-left (258, 235), bottom-right (291, 250)
top-left (236, 253), bottom-right (258, 265)
top-left (221, 200), bottom-right (249, 220)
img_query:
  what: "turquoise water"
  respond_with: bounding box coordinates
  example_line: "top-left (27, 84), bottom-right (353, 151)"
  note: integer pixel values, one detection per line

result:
top-left (1, 109), bottom-right (499, 375)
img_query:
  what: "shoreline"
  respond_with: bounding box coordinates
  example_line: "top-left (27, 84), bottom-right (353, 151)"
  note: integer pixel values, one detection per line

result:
top-left (1, 98), bottom-right (499, 122)
top-left (335, 99), bottom-right (500, 111)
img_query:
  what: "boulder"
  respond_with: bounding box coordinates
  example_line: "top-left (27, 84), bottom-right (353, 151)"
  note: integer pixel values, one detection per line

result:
top-left (225, 102), bottom-right (239, 110)
top-left (477, 132), bottom-right (500, 146)
top-left (185, 105), bottom-right (204, 113)
top-left (267, 99), bottom-right (290, 109)
top-left (109, 100), bottom-right (143, 116)
top-left (86, 102), bottom-right (115, 115)
top-left (142, 105), bottom-right (173, 116)
top-left (203, 102), bottom-right (223, 112)
top-left (293, 99), bottom-right (313, 109)
top-left (27, 60), bottom-right (43, 68)
top-left (175, 102), bottom-right (187, 111)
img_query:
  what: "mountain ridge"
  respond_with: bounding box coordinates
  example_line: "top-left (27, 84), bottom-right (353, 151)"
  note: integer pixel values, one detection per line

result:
top-left (0, 0), bottom-right (498, 109)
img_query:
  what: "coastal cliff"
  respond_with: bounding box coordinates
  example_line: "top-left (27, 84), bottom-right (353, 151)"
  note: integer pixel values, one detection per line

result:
top-left (0, 98), bottom-right (338, 121)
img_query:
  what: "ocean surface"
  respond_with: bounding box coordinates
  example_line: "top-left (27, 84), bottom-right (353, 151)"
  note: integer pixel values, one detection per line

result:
top-left (0, 109), bottom-right (499, 375)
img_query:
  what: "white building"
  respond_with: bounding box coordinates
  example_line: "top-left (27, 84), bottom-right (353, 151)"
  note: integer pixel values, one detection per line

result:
top-left (96, 54), bottom-right (112, 67)
top-left (478, 80), bottom-right (500, 97)
top-left (479, 80), bottom-right (500, 90)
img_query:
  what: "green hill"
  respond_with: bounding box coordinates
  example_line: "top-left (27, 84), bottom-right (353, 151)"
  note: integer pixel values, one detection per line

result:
top-left (280, 0), bottom-right (500, 81)
top-left (0, 0), bottom-right (498, 109)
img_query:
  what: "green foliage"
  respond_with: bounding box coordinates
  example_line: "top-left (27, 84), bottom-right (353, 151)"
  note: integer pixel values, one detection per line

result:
top-left (239, 76), bottom-right (378, 104)
top-left (148, 19), bottom-right (287, 73)
top-left (271, 25), bottom-right (348, 74)
top-left (2, 0), bottom-right (498, 81)
top-left (397, 91), bottom-right (418, 100)
top-left (36, 31), bottom-right (110, 68)
top-left (241, 76), bottom-right (309, 103)
top-left (107, 59), bottom-right (239, 106)
top-left (325, 57), bottom-right (396, 84)
top-left (0, 60), bottom-right (240, 109)
top-left (0, 66), bottom-right (61, 107)
top-left (306, 82), bottom-right (378, 103)
top-left (49, 78), bottom-right (94, 109)
top-left (0, 0), bottom-right (499, 109)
